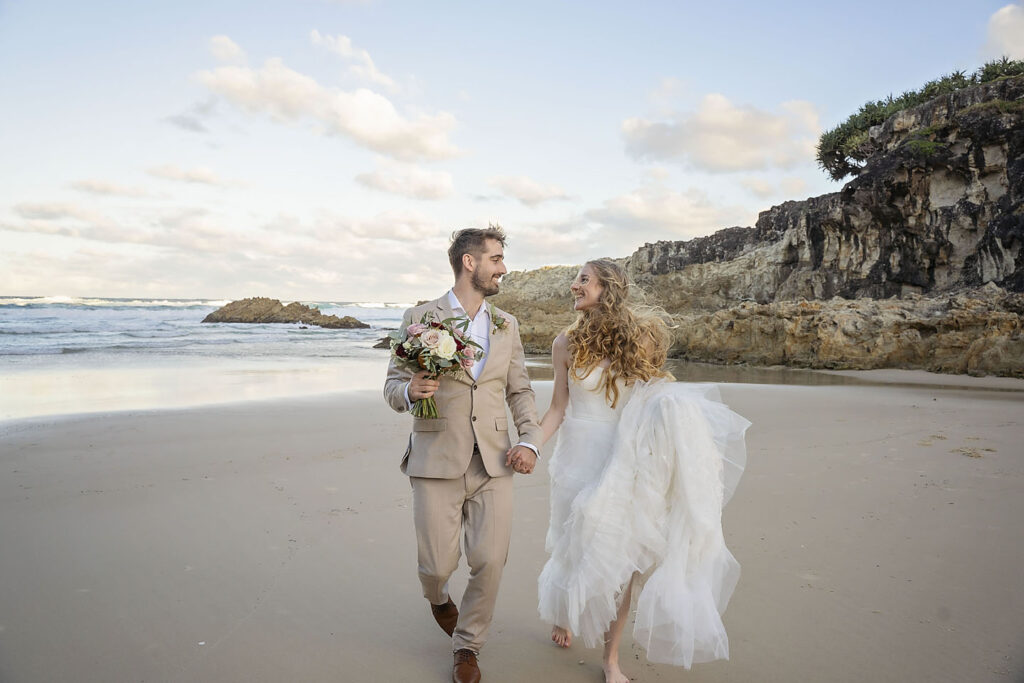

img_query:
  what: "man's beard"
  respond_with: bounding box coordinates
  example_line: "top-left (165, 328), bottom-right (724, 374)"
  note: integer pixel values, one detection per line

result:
top-left (471, 269), bottom-right (500, 296)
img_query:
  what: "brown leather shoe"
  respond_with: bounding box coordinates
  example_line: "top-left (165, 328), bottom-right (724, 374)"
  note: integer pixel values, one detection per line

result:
top-left (430, 597), bottom-right (458, 637)
top-left (453, 648), bottom-right (481, 683)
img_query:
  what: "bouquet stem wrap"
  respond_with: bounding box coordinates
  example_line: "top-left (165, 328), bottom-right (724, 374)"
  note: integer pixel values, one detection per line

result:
top-left (412, 393), bottom-right (440, 418)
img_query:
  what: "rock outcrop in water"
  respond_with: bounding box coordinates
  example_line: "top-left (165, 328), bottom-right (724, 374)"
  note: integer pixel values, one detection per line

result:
top-left (491, 77), bottom-right (1024, 377)
top-left (202, 298), bottom-right (369, 329)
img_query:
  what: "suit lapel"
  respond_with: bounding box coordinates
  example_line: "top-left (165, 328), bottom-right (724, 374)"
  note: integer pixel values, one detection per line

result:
top-left (431, 295), bottom-right (453, 322)
top-left (478, 306), bottom-right (508, 384)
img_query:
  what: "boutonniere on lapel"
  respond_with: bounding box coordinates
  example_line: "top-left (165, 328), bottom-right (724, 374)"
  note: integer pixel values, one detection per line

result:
top-left (488, 303), bottom-right (508, 334)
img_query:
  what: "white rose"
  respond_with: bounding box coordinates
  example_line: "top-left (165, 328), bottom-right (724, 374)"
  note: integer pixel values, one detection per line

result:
top-left (435, 331), bottom-right (457, 360)
top-left (420, 328), bottom-right (441, 349)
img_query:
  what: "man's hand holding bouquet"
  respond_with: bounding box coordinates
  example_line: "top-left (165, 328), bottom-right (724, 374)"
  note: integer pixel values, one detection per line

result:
top-left (389, 313), bottom-right (483, 418)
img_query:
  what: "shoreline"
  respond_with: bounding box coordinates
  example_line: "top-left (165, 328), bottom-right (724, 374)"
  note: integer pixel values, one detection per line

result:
top-left (4, 353), bottom-right (1024, 425)
top-left (0, 355), bottom-right (386, 423)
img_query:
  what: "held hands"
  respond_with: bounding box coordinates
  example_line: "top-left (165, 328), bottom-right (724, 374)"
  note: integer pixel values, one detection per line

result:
top-left (505, 444), bottom-right (537, 475)
top-left (408, 370), bottom-right (440, 401)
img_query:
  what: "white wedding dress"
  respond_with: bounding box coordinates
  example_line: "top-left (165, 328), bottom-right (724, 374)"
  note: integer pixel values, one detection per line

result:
top-left (537, 367), bottom-right (750, 668)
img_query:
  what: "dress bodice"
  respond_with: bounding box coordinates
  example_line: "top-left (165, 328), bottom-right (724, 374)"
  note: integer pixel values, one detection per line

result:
top-left (568, 366), bottom-right (632, 422)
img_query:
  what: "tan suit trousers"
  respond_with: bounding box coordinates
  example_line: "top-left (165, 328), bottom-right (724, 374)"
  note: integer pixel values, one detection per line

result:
top-left (410, 449), bottom-right (514, 653)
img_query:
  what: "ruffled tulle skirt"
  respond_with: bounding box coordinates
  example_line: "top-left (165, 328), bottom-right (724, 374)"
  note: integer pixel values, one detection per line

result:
top-left (538, 381), bottom-right (750, 667)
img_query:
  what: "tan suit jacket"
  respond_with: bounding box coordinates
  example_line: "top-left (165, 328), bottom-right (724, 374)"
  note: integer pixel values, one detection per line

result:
top-left (384, 295), bottom-right (541, 478)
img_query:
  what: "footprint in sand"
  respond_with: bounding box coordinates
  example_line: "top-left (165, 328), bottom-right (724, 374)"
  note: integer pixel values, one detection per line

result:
top-left (952, 447), bottom-right (983, 458)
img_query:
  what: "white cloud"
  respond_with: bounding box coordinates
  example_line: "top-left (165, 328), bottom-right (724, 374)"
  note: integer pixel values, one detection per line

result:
top-left (500, 185), bottom-right (756, 269)
top-left (0, 186), bottom-right (746, 299)
top-left (196, 54), bottom-right (458, 161)
top-left (165, 113), bottom-right (207, 133)
top-left (12, 202), bottom-right (119, 232)
top-left (164, 99), bottom-right (218, 134)
top-left (210, 35), bottom-right (247, 63)
top-left (780, 176), bottom-right (808, 196)
top-left (6, 202), bottom-right (222, 249)
top-left (648, 77), bottom-right (687, 116)
top-left (740, 175), bottom-right (807, 199)
top-left (586, 185), bottom-right (753, 239)
top-left (986, 4), bottom-right (1024, 59)
top-left (622, 93), bottom-right (821, 172)
top-left (2, 200), bottom-right (452, 277)
top-left (147, 164), bottom-right (230, 186)
top-left (70, 180), bottom-right (149, 197)
top-left (741, 177), bottom-right (775, 199)
top-left (0, 248), bottom-right (179, 299)
top-left (355, 160), bottom-right (454, 199)
top-left (343, 210), bottom-right (449, 242)
top-left (310, 30), bottom-right (396, 91)
top-left (643, 167), bottom-right (672, 183)
top-left (505, 218), bottom-right (605, 268)
top-left (489, 176), bottom-right (570, 207)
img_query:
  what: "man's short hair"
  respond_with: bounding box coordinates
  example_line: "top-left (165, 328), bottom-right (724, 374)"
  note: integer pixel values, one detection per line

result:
top-left (448, 224), bottom-right (507, 276)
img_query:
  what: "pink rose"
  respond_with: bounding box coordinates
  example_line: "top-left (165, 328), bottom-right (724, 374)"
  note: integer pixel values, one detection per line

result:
top-left (420, 328), bottom-right (441, 349)
top-left (461, 356), bottom-right (475, 369)
top-left (462, 345), bottom-right (476, 359)
top-left (406, 323), bottom-right (427, 336)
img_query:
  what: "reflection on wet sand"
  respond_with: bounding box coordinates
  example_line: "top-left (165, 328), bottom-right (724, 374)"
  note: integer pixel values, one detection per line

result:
top-left (525, 356), bottom-right (1024, 392)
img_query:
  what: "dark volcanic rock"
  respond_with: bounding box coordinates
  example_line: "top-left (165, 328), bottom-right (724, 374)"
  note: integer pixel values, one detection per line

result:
top-left (626, 226), bottom-right (760, 278)
top-left (202, 297), bottom-right (370, 329)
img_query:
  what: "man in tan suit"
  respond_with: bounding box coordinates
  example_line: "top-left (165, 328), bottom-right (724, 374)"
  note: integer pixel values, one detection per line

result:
top-left (384, 226), bottom-right (541, 683)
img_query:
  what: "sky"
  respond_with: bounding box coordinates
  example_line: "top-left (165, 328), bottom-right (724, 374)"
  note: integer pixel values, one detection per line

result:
top-left (1, 0), bottom-right (1022, 302)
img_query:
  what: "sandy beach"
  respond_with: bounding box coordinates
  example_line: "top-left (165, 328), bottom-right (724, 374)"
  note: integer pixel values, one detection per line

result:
top-left (1, 376), bottom-right (1022, 682)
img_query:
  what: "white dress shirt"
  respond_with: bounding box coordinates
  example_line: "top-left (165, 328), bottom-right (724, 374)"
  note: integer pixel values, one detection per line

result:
top-left (447, 289), bottom-right (489, 381)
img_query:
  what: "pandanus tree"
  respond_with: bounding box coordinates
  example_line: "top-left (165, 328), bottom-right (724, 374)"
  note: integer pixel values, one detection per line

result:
top-left (815, 57), bottom-right (1024, 182)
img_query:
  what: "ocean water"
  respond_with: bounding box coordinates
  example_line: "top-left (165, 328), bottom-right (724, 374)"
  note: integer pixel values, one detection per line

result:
top-left (0, 296), bottom-right (406, 361)
top-left (0, 297), bottom-right (408, 421)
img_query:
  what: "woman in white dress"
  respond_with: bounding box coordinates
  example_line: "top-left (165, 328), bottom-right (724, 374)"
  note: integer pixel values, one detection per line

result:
top-left (531, 259), bottom-right (749, 682)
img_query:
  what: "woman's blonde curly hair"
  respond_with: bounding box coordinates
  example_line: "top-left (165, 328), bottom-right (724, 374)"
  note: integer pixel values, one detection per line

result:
top-left (565, 259), bottom-right (672, 408)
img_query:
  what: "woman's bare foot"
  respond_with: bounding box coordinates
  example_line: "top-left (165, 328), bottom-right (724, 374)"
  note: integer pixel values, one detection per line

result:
top-left (602, 661), bottom-right (630, 683)
top-left (551, 625), bottom-right (573, 648)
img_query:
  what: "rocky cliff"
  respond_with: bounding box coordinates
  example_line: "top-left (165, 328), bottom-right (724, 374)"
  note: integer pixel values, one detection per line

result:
top-left (492, 77), bottom-right (1024, 376)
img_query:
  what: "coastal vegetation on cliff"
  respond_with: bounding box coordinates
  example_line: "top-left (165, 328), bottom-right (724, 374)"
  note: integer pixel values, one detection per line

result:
top-left (816, 57), bottom-right (1024, 181)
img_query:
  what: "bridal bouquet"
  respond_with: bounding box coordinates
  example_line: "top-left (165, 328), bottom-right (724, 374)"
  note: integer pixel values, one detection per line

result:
top-left (389, 313), bottom-right (483, 418)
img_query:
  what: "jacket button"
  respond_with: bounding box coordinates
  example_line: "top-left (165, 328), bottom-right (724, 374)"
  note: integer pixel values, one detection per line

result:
top-left (471, 416), bottom-right (477, 422)
top-left (472, 384), bottom-right (478, 390)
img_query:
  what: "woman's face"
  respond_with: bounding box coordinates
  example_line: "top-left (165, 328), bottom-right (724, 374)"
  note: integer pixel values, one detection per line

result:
top-left (570, 264), bottom-right (604, 311)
